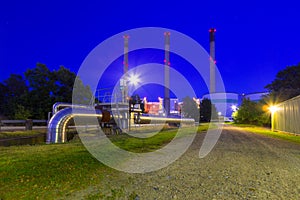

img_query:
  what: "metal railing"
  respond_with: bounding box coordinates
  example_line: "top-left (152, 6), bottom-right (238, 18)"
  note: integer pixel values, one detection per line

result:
top-left (0, 119), bottom-right (47, 131)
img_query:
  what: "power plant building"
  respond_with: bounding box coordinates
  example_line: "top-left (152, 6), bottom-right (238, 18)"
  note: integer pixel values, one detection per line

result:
top-left (243, 92), bottom-right (269, 102)
top-left (202, 93), bottom-right (239, 117)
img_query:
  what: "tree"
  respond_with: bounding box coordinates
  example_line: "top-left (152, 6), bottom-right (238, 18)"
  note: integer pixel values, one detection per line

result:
top-left (72, 76), bottom-right (94, 105)
top-left (265, 63), bottom-right (300, 102)
top-left (0, 63), bottom-right (93, 119)
top-left (25, 63), bottom-right (55, 119)
top-left (200, 98), bottom-right (218, 122)
top-left (3, 74), bottom-right (28, 98)
top-left (0, 82), bottom-right (7, 115)
top-left (181, 96), bottom-right (199, 121)
top-left (52, 66), bottom-right (77, 102)
top-left (233, 98), bottom-right (269, 126)
top-left (14, 105), bottom-right (31, 120)
top-left (1, 74), bottom-right (28, 119)
top-left (25, 63), bottom-right (94, 118)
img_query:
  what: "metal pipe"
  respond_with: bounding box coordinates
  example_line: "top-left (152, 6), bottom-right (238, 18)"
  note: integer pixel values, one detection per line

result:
top-left (47, 108), bottom-right (103, 143)
top-left (52, 102), bottom-right (92, 115)
top-left (136, 115), bottom-right (195, 125)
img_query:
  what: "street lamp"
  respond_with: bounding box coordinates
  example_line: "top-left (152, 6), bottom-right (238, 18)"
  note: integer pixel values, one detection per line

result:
top-left (128, 74), bottom-right (140, 86)
top-left (120, 73), bottom-right (140, 103)
top-left (231, 105), bottom-right (238, 112)
top-left (269, 105), bottom-right (279, 132)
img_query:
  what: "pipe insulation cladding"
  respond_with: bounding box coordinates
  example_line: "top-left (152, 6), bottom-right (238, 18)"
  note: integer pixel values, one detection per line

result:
top-left (47, 107), bottom-right (108, 143)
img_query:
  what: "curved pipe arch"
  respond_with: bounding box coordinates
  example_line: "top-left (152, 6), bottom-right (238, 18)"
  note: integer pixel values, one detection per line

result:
top-left (47, 108), bottom-right (102, 143)
top-left (52, 102), bottom-right (92, 115)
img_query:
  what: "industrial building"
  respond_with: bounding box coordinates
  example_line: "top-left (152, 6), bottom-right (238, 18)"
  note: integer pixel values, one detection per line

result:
top-left (97, 28), bottom-right (268, 119)
top-left (274, 94), bottom-right (300, 134)
top-left (243, 92), bottom-right (269, 102)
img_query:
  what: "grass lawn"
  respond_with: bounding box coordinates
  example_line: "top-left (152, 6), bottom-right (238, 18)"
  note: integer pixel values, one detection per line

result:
top-left (0, 130), bottom-right (45, 139)
top-left (231, 123), bottom-right (300, 144)
top-left (0, 124), bottom-right (210, 199)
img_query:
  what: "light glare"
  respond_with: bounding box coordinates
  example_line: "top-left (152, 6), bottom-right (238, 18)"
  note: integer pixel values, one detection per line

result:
top-left (269, 105), bottom-right (279, 113)
top-left (231, 105), bottom-right (238, 111)
top-left (128, 74), bottom-right (140, 85)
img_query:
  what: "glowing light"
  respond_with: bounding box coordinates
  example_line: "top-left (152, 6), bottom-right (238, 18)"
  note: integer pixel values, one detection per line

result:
top-left (231, 105), bottom-right (238, 112)
top-left (128, 74), bottom-right (140, 85)
top-left (269, 105), bottom-right (279, 132)
top-left (269, 105), bottom-right (279, 113)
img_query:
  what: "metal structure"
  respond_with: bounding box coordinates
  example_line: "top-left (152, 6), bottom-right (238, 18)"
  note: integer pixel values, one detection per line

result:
top-left (134, 115), bottom-right (194, 126)
top-left (274, 95), bottom-right (300, 134)
top-left (209, 28), bottom-right (216, 93)
top-left (202, 92), bottom-right (238, 117)
top-left (52, 102), bottom-right (90, 115)
top-left (47, 107), bottom-right (102, 143)
top-left (47, 101), bottom-right (195, 143)
top-left (122, 35), bottom-right (129, 103)
top-left (46, 32), bottom-right (198, 144)
top-left (244, 92), bottom-right (269, 103)
top-left (164, 32), bottom-right (171, 116)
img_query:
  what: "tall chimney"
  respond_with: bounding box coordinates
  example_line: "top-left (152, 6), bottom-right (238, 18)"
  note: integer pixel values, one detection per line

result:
top-left (123, 35), bottom-right (129, 102)
top-left (209, 28), bottom-right (216, 93)
top-left (164, 32), bottom-right (171, 116)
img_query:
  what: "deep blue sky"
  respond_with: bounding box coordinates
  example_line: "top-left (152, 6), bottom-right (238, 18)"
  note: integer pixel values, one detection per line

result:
top-left (1, 0), bottom-right (300, 98)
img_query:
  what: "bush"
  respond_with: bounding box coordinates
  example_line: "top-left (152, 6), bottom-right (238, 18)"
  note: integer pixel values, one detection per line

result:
top-left (233, 98), bottom-right (270, 126)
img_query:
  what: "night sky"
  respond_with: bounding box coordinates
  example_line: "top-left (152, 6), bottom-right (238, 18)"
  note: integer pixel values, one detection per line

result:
top-left (1, 1), bottom-right (300, 99)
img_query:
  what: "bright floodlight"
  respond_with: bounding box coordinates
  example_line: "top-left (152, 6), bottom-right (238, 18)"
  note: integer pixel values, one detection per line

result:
top-left (128, 74), bottom-right (140, 85)
top-left (269, 105), bottom-right (279, 113)
top-left (269, 105), bottom-right (279, 132)
top-left (231, 105), bottom-right (238, 111)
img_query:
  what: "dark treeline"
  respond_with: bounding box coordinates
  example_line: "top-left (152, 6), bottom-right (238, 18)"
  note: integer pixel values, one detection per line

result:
top-left (0, 63), bottom-right (92, 120)
top-left (234, 63), bottom-right (300, 126)
top-left (265, 63), bottom-right (300, 102)
top-left (181, 96), bottom-right (218, 122)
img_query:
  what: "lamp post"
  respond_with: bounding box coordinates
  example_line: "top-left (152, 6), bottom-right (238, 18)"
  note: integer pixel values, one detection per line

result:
top-left (128, 74), bottom-right (140, 86)
top-left (120, 74), bottom-right (140, 103)
top-left (269, 105), bottom-right (278, 132)
top-left (125, 73), bottom-right (140, 131)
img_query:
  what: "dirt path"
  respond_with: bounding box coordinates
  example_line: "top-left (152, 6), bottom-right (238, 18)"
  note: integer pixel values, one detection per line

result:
top-left (69, 126), bottom-right (300, 199)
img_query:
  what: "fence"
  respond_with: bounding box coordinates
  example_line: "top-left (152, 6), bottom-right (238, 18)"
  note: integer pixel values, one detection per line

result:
top-left (0, 119), bottom-right (47, 131)
top-left (274, 95), bottom-right (300, 134)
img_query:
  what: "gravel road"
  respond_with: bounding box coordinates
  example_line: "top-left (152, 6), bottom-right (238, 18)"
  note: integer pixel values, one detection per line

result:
top-left (70, 125), bottom-right (300, 199)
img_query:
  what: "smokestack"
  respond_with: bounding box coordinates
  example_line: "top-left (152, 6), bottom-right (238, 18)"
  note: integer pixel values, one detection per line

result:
top-left (123, 35), bottom-right (129, 102)
top-left (164, 32), bottom-right (170, 116)
top-left (209, 28), bottom-right (216, 93)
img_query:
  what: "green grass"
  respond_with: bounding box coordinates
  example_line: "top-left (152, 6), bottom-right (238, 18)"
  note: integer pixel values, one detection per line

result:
top-left (0, 142), bottom-right (112, 199)
top-left (232, 123), bottom-right (300, 144)
top-left (110, 127), bottom-right (190, 153)
top-left (90, 124), bottom-right (210, 153)
top-left (0, 124), bottom-right (210, 199)
top-left (0, 130), bottom-right (45, 139)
